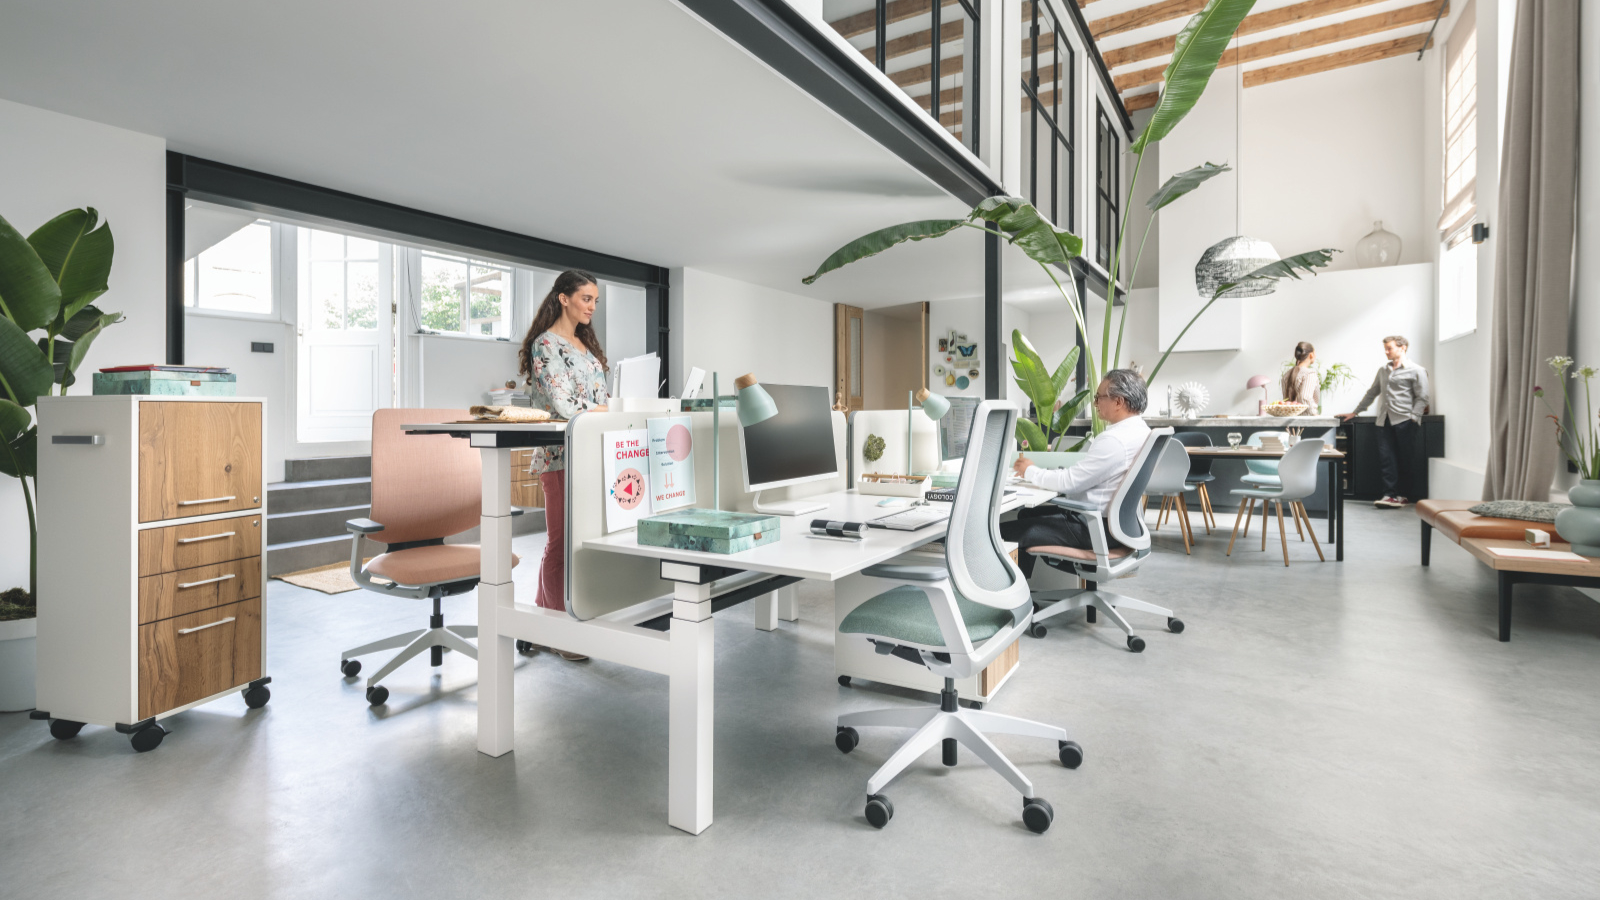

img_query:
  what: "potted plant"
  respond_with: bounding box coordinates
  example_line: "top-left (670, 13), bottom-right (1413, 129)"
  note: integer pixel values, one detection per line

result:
top-left (1538, 357), bottom-right (1600, 557)
top-left (1278, 359), bottom-right (1356, 415)
top-left (1009, 333), bottom-right (1089, 465)
top-left (0, 207), bottom-right (122, 711)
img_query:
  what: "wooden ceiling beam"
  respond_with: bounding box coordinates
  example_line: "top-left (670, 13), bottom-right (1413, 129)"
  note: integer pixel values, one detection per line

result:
top-left (1112, 1), bottom-right (1444, 92)
top-left (861, 19), bottom-right (968, 65)
top-left (1124, 91), bottom-right (1160, 111)
top-left (1088, 0), bottom-right (1207, 41)
top-left (1102, 0), bottom-right (1393, 69)
top-left (1244, 33), bottom-right (1432, 87)
top-left (830, 0), bottom-right (962, 40)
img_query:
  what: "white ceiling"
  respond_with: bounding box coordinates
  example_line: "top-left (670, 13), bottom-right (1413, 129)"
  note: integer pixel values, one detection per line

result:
top-left (0, 0), bottom-right (1054, 310)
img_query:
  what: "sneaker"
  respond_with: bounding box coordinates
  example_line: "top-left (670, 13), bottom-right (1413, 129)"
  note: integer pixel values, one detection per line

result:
top-left (1396, 497), bottom-right (1412, 506)
top-left (1373, 495), bottom-right (1402, 508)
top-left (557, 650), bottom-right (590, 662)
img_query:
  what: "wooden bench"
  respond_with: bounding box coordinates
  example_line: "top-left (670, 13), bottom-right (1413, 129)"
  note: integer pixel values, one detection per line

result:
top-left (1458, 537), bottom-right (1600, 641)
top-left (1416, 499), bottom-right (1528, 565)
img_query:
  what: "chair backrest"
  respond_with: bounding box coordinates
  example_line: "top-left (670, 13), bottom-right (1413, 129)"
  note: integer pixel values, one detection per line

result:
top-left (1171, 430), bottom-right (1214, 475)
top-left (943, 401), bottom-right (1029, 614)
top-left (1107, 427), bottom-right (1174, 550)
top-left (1247, 430), bottom-right (1292, 447)
top-left (368, 408), bottom-right (482, 545)
top-left (1142, 440), bottom-right (1191, 496)
top-left (1275, 438), bottom-right (1324, 499)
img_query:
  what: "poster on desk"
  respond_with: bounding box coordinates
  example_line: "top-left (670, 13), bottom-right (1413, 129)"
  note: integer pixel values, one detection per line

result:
top-left (603, 428), bottom-right (652, 533)
top-left (647, 416), bottom-right (696, 513)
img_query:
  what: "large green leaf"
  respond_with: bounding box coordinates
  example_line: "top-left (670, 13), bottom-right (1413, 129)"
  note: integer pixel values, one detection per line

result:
top-left (0, 213), bottom-right (63, 332)
top-left (0, 397), bottom-right (28, 441)
top-left (1146, 163), bottom-right (1230, 212)
top-left (1132, 0), bottom-right (1257, 154)
top-left (65, 311), bottom-right (121, 380)
top-left (1009, 330), bottom-right (1056, 417)
top-left (1214, 249), bottom-right (1338, 298)
top-left (801, 219), bottom-right (966, 284)
top-left (1050, 388), bottom-right (1091, 436)
top-left (1016, 419), bottom-right (1050, 453)
top-left (1050, 345), bottom-right (1080, 403)
top-left (0, 399), bottom-right (34, 479)
top-left (60, 305), bottom-right (108, 340)
top-left (29, 208), bottom-right (113, 323)
top-left (971, 197), bottom-right (1083, 266)
top-left (0, 315), bottom-right (54, 406)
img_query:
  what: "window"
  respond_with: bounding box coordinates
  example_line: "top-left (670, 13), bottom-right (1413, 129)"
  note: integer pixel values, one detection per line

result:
top-left (307, 230), bottom-right (381, 331)
top-left (1021, 0), bottom-right (1074, 230)
top-left (1095, 104), bottom-right (1120, 271)
top-left (419, 252), bottom-right (513, 338)
top-left (1439, 234), bottom-right (1477, 341)
top-left (184, 220), bottom-right (273, 315)
top-left (1439, 0), bottom-right (1477, 242)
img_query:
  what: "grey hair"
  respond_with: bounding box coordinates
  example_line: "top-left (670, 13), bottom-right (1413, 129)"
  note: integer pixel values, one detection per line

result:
top-left (1101, 368), bottom-right (1148, 413)
top-left (1383, 334), bottom-right (1410, 349)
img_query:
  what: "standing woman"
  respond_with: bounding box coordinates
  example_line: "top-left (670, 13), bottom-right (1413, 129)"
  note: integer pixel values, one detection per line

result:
top-left (519, 270), bottom-right (608, 658)
top-left (1282, 341), bottom-right (1320, 408)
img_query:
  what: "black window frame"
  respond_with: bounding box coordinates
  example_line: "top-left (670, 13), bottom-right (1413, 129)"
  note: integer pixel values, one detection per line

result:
top-left (1022, 0), bottom-right (1075, 231)
top-left (1095, 103), bottom-right (1119, 271)
top-left (857, 0), bottom-right (982, 155)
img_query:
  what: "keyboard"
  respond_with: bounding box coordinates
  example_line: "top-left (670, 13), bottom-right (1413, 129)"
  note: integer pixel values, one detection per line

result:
top-left (868, 506), bottom-right (950, 531)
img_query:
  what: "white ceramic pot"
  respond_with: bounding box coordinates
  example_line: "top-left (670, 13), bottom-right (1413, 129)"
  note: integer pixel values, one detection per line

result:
top-left (0, 617), bottom-right (38, 712)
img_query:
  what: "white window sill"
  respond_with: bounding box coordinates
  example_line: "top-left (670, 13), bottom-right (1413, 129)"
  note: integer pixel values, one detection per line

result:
top-left (1438, 327), bottom-right (1478, 344)
top-left (184, 307), bottom-right (287, 325)
top-left (411, 331), bottom-right (516, 345)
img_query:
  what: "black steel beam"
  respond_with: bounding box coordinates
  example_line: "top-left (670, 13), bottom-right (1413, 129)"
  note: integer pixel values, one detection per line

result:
top-left (985, 229), bottom-right (1002, 399)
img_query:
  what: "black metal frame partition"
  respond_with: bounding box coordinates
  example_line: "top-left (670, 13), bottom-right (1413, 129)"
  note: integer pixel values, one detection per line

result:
top-left (1023, 0), bottom-right (1075, 232)
top-left (165, 153), bottom-right (671, 394)
top-left (1094, 102), bottom-right (1120, 271)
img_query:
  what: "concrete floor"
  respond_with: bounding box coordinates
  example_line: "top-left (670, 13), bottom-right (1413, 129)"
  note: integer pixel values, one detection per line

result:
top-left (3, 505), bottom-right (1599, 899)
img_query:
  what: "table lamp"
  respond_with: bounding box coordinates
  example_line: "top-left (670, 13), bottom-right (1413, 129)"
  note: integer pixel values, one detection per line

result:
top-left (710, 372), bottom-right (778, 510)
top-left (906, 388), bottom-right (950, 476)
top-left (1246, 375), bottom-right (1272, 415)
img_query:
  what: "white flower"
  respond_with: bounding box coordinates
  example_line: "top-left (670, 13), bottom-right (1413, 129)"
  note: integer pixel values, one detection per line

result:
top-left (1548, 355), bottom-right (1574, 373)
top-left (1577, 365), bottom-right (1598, 379)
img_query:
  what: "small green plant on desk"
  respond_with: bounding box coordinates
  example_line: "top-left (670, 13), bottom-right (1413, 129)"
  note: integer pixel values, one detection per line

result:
top-left (862, 433), bottom-right (885, 469)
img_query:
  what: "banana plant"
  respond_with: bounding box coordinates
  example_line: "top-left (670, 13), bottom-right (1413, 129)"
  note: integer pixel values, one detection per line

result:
top-left (1010, 332), bottom-right (1089, 452)
top-left (0, 207), bottom-right (122, 600)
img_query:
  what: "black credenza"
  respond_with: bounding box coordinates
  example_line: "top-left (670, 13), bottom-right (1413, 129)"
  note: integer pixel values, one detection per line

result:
top-left (1338, 415), bottom-right (1446, 500)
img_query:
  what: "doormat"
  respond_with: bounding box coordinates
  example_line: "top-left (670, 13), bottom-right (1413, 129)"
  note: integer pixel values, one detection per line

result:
top-left (273, 561), bottom-right (383, 595)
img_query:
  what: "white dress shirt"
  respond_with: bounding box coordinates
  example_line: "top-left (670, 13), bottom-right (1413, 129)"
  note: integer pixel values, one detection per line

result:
top-left (1023, 415), bottom-right (1152, 516)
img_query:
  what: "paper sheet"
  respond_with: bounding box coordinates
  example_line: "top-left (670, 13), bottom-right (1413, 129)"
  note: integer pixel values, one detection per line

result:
top-left (1487, 547), bottom-right (1588, 562)
top-left (615, 353), bottom-right (660, 400)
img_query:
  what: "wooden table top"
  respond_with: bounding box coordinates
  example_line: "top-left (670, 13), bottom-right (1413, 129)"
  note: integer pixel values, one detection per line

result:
top-left (1186, 447), bottom-right (1345, 459)
top-left (1460, 537), bottom-right (1600, 576)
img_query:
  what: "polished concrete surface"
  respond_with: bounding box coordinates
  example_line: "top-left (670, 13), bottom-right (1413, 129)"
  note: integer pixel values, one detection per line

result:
top-left (3, 505), bottom-right (1599, 899)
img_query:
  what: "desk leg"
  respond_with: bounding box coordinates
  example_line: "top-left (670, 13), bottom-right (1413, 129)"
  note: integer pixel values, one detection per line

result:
top-left (670, 581), bottom-right (715, 834)
top-left (778, 584), bottom-right (800, 622)
top-left (1498, 571), bottom-right (1515, 642)
top-left (477, 447), bottom-right (515, 758)
top-left (1333, 457), bottom-right (1344, 562)
top-left (755, 584), bottom-right (800, 631)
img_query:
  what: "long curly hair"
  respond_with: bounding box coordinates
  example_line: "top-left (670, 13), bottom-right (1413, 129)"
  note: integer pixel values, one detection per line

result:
top-left (518, 269), bottom-right (606, 379)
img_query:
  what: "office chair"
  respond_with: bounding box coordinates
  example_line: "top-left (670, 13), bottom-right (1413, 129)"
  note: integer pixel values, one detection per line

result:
top-left (338, 408), bottom-right (521, 706)
top-left (1228, 438), bottom-right (1326, 566)
top-left (1143, 440), bottom-right (1195, 554)
top-left (1171, 431), bottom-right (1216, 532)
top-left (834, 401), bottom-right (1080, 833)
top-left (1023, 428), bottom-right (1184, 653)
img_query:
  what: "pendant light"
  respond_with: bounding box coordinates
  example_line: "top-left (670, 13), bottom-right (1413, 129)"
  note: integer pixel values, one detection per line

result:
top-left (1194, 41), bottom-right (1278, 298)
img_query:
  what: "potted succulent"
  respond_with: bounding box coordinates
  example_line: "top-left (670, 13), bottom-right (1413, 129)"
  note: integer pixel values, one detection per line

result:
top-left (0, 207), bottom-right (122, 710)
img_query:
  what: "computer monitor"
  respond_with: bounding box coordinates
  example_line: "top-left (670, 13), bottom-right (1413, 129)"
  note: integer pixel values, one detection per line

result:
top-left (738, 384), bottom-right (837, 514)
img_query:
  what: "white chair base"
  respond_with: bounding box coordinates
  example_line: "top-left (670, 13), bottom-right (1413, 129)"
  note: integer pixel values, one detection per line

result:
top-left (341, 624), bottom-right (478, 692)
top-left (1028, 587), bottom-right (1182, 652)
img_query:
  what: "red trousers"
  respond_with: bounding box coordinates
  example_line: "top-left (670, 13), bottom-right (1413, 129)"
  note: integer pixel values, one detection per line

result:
top-left (536, 469), bottom-right (565, 611)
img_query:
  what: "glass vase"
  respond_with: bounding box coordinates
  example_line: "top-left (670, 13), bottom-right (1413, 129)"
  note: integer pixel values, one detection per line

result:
top-left (1354, 221), bottom-right (1402, 267)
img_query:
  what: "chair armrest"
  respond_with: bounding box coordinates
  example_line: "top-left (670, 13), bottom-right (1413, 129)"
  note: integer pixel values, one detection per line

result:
top-left (346, 518), bottom-right (385, 534)
top-left (1049, 497), bottom-right (1100, 517)
top-left (861, 564), bottom-right (948, 582)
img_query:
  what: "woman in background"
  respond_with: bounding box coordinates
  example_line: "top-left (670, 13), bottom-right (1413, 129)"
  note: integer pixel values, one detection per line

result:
top-left (519, 270), bottom-right (609, 660)
top-left (1282, 341), bottom-right (1319, 408)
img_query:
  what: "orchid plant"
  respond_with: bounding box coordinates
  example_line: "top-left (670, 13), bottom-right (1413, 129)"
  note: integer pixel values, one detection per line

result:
top-left (1536, 356), bottom-right (1600, 480)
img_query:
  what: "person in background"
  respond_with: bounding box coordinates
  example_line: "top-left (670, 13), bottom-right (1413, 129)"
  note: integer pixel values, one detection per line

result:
top-left (1002, 369), bottom-right (1152, 578)
top-left (1340, 335), bottom-right (1429, 509)
top-left (1282, 341), bottom-right (1320, 408)
top-left (518, 270), bottom-right (610, 661)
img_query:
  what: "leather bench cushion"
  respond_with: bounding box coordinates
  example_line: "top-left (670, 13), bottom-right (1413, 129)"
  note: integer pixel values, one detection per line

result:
top-left (1415, 499), bottom-right (1480, 526)
top-left (1431, 510), bottom-right (1528, 544)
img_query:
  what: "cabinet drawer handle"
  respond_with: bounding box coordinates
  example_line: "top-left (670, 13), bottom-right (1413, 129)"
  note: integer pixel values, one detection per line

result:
top-left (177, 573), bottom-right (236, 589)
top-left (179, 495), bottom-right (236, 507)
top-left (177, 531), bottom-right (235, 544)
top-left (177, 616), bottom-right (235, 635)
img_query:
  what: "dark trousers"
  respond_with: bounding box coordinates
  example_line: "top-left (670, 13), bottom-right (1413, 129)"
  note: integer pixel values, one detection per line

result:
top-left (999, 506), bottom-right (1125, 578)
top-left (1374, 418), bottom-right (1420, 499)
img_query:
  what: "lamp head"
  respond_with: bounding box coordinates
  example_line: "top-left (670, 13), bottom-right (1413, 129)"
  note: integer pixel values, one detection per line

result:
top-left (1246, 375), bottom-right (1272, 390)
top-left (914, 388), bottom-right (950, 420)
top-left (733, 373), bottom-right (777, 426)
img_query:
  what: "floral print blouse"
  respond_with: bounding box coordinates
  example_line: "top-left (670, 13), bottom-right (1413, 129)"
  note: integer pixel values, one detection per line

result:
top-left (525, 332), bottom-right (609, 474)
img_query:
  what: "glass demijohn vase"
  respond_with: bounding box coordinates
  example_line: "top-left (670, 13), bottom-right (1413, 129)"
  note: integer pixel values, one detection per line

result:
top-left (1354, 221), bottom-right (1402, 267)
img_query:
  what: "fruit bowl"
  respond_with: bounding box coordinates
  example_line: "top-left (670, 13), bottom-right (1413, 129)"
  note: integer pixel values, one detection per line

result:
top-left (1265, 401), bottom-right (1309, 417)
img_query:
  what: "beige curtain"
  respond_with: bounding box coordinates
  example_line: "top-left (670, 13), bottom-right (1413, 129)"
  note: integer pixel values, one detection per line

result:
top-left (1483, 0), bottom-right (1580, 501)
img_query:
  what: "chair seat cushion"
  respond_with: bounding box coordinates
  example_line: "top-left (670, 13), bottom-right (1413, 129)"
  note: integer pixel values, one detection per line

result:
top-left (365, 544), bottom-right (520, 586)
top-left (839, 585), bottom-right (1016, 647)
top-left (1028, 544), bottom-right (1133, 561)
top-left (1186, 474), bottom-right (1215, 484)
top-left (1240, 473), bottom-right (1281, 486)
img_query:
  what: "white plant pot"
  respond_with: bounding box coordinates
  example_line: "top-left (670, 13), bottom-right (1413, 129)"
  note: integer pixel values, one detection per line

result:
top-left (0, 617), bottom-right (38, 712)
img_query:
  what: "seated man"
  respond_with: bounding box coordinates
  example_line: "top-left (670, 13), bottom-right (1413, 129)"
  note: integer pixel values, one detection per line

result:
top-left (1001, 368), bottom-right (1151, 578)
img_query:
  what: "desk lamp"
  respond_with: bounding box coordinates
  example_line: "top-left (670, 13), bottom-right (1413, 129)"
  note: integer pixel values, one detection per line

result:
top-left (1246, 375), bottom-right (1272, 415)
top-left (906, 388), bottom-right (951, 476)
top-left (710, 372), bottom-right (777, 510)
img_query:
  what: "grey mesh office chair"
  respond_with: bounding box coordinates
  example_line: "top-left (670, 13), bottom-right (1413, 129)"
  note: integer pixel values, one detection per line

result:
top-left (1025, 428), bottom-right (1185, 653)
top-left (834, 401), bottom-right (1080, 834)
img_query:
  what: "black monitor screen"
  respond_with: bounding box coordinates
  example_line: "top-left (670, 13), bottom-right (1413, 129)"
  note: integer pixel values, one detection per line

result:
top-left (740, 384), bottom-right (838, 489)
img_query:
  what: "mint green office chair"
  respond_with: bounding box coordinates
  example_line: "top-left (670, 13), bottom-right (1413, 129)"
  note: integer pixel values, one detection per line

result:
top-left (834, 400), bottom-right (1079, 834)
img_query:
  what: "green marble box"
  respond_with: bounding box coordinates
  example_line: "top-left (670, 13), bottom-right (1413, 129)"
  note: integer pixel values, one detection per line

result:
top-left (93, 370), bottom-right (237, 396)
top-left (637, 509), bottom-right (782, 554)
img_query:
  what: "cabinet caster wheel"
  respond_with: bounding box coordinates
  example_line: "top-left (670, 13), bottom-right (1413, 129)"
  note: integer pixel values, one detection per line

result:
top-left (1022, 797), bottom-right (1054, 834)
top-left (366, 685), bottom-right (389, 706)
top-left (965, 700), bottom-right (984, 710)
top-left (129, 724), bottom-right (166, 753)
top-left (341, 659), bottom-right (361, 677)
top-left (243, 686), bottom-right (271, 709)
top-left (516, 640), bottom-right (538, 655)
top-left (49, 719), bottom-right (83, 740)
top-left (1027, 623), bottom-right (1047, 639)
top-left (837, 675), bottom-right (851, 687)
top-left (1127, 635), bottom-right (1145, 653)
top-left (1168, 617), bottom-right (1184, 634)
top-left (865, 794), bottom-right (894, 829)
top-left (1086, 605), bottom-right (1097, 623)
top-left (1058, 740), bottom-right (1083, 769)
top-left (835, 726), bottom-right (859, 754)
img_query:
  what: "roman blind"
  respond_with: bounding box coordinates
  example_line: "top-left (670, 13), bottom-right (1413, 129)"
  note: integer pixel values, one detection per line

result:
top-left (1439, 0), bottom-right (1477, 243)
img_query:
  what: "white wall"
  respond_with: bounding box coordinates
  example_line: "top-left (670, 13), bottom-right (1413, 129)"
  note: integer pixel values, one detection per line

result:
top-left (184, 316), bottom-right (298, 482)
top-left (0, 99), bottom-right (166, 591)
top-left (419, 336), bottom-right (522, 410)
top-left (1572, 0), bottom-right (1600, 490)
top-left (668, 267), bottom-right (833, 395)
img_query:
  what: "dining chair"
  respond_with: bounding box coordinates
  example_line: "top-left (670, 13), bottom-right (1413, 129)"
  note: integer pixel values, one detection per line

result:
top-left (1170, 431), bottom-right (1216, 532)
top-left (1143, 440), bottom-right (1195, 554)
top-left (1227, 438), bottom-right (1326, 566)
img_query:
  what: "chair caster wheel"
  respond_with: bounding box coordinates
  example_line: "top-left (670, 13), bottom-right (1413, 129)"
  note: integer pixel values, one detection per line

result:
top-left (341, 659), bottom-right (361, 677)
top-left (49, 719), bottom-right (83, 740)
top-left (1027, 623), bottom-right (1047, 639)
top-left (1022, 797), bottom-right (1054, 834)
top-left (1058, 740), bottom-right (1083, 769)
top-left (366, 685), bottom-right (389, 706)
top-left (1127, 635), bottom-right (1146, 653)
top-left (129, 724), bottom-right (166, 753)
top-left (835, 726), bottom-right (859, 754)
top-left (837, 675), bottom-right (851, 687)
top-left (1168, 618), bottom-right (1185, 634)
top-left (865, 793), bottom-right (894, 828)
top-left (243, 685), bottom-right (271, 709)
top-left (516, 640), bottom-right (538, 655)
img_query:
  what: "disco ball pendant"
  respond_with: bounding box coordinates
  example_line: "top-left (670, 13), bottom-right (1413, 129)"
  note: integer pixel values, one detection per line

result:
top-left (1194, 236), bottom-right (1279, 298)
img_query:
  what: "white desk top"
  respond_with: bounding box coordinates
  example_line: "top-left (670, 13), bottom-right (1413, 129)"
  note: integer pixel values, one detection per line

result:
top-left (583, 487), bottom-right (1055, 582)
top-left (403, 421), bottom-right (567, 432)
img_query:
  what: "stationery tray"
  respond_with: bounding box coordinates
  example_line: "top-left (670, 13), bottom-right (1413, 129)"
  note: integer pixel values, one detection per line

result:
top-left (638, 509), bottom-right (782, 554)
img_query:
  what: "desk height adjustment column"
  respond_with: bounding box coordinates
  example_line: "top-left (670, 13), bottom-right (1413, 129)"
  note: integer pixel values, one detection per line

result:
top-left (474, 435), bottom-right (516, 758)
top-left (666, 567), bottom-right (718, 835)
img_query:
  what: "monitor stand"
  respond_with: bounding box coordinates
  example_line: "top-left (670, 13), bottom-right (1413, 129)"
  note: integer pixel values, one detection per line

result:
top-left (752, 491), bottom-right (829, 517)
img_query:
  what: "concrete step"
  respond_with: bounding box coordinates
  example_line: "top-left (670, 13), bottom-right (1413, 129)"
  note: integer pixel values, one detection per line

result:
top-left (284, 455), bottom-right (370, 483)
top-left (266, 534), bottom-right (351, 577)
top-left (267, 476), bottom-right (371, 514)
top-left (268, 504), bottom-right (371, 544)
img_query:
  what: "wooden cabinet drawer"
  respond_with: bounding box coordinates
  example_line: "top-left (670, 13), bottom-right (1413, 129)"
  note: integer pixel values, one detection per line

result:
top-left (511, 481), bottom-right (544, 508)
top-left (139, 556), bottom-right (261, 624)
top-left (139, 513), bottom-right (262, 577)
top-left (138, 597), bottom-right (262, 719)
top-left (139, 401), bottom-right (262, 523)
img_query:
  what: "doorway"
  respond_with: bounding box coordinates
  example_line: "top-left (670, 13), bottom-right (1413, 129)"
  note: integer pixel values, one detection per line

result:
top-left (835, 302), bottom-right (927, 411)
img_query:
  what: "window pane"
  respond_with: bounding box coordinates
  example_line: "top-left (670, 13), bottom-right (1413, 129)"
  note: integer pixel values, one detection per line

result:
top-left (184, 258), bottom-right (197, 307)
top-left (346, 261), bottom-right (378, 330)
top-left (311, 229), bottom-right (344, 260)
top-left (469, 264), bottom-right (508, 337)
top-left (345, 236), bottom-right (380, 260)
top-left (421, 255), bottom-right (467, 333)
top-left (195, 222), bottom-right (272, 314)
top-left (312, 260), bottom-right (345, 330)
